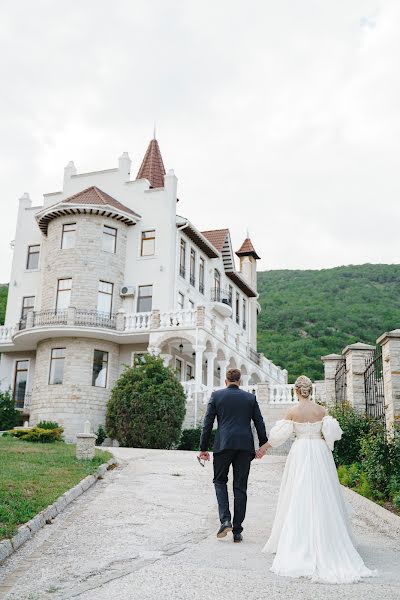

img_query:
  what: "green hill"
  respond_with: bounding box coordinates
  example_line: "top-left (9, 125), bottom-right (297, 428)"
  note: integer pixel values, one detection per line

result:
top-left (257, 264), bottom-right (400, 383)
top-left (0, 285), bottom-right (7, 325)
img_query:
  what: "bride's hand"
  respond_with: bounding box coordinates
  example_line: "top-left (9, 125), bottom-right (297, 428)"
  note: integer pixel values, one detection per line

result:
top-left (256, 443), bottom-right (271, 459)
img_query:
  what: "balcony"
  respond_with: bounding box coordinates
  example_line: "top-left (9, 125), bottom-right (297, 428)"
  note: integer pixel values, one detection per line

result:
top-left (210, 287), bottom-right (232, 318)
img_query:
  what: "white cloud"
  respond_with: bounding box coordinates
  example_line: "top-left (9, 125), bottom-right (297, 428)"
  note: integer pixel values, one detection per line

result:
top-left (0, 0), bottom-right (399, 280)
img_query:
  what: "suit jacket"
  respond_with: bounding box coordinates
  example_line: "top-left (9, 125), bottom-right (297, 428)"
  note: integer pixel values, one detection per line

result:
top-left (199, 384), bottom-right (268, 454)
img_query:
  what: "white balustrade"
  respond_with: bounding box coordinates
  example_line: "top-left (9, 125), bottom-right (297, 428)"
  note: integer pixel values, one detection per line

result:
top-left (269, 383), bottom-right (318, 404)
top-left (0, 325), bottom-right (15, 343)
top-left (182, 381), bottom-right (209, 404)
top-left (124, 312), bottom-right (151, 331)
top-left (160, 309), bottom-right (196, 328)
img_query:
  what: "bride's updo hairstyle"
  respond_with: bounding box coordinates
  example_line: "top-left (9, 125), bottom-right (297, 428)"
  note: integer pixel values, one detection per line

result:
top-left (294, 375), bottom-right (313, 399)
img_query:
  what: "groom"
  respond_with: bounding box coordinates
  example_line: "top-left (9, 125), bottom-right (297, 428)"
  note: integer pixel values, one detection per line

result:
top-left (198, 368), bottom-right (268, 543)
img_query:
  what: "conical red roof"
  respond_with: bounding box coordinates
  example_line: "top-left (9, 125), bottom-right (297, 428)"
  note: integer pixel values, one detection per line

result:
top-left (236, 237), bottom-right (261, 260)
top-left (136, 138), bottom-right (166, 188)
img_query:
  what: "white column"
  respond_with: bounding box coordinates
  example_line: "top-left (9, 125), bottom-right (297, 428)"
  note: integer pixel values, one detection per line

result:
top-left (205, 352), bottom-right (217, 390)
top-left (160, 353), bottom-right (173, 367)
top-left (194, 345), bottom-right (206, 427)
top-left (218, 360), bottom-right (229, 387)
top-left (241, 374), bottom-right (250, 387)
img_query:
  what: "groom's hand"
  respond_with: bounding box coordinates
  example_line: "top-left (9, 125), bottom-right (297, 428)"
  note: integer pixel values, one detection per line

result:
top-left (199, 451), bottom-right (210, 461)
top-left (256, 447), bottom-right (267, 459)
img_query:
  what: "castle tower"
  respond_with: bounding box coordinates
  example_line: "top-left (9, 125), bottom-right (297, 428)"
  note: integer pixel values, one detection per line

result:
top-left (236, 236), bottom-right (261, 350)
top-left (136, 137), bottom-right (166, 188)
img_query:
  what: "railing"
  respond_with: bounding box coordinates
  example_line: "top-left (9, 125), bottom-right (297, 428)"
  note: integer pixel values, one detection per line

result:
top-left (33, 310), bottom-right (68, 327)
top-left (160, 309), bottom-right (196, 328)
top-left (0, 325), bottom-right (16, 343)
top-left (182, 381), bottom-right (209, 404)
top-left (334, 359), bottom-right (347, 405)
top-left (125, 312), bottom-right (151, 331)
top-left (14, 392), bottom-right (31, 411)
top-left (364, 347), bottom-right (385, 423)
top-left (248, 346), bottom-right (261, 366)
top-left (211, 287), bottom-right (232, 305)
top-left (75, 310), bottom-right (116, 329)
top-left (269, 383), bottom-right (317, 404)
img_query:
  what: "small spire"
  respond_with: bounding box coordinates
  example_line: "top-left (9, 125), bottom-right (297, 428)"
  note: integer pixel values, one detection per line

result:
top-left (236, 236), bottom-right (261, 260)
top-left (153, 122), bottom-right (156, 140)
top-left (136, 137), bottom-right (166, 188)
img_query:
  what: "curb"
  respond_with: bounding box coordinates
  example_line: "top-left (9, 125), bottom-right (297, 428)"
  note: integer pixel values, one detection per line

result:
top-left (342, 485), bottom-right (400, 533)
top-left (0, 456), bottom-right (118, 564)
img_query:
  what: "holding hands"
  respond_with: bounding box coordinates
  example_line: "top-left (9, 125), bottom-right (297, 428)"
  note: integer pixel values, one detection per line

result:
top-left (256, 442), bottom-right (271, 459)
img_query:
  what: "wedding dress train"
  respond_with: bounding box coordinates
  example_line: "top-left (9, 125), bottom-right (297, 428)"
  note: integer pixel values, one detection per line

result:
top-left (262, 416), bottom-right (376, 584)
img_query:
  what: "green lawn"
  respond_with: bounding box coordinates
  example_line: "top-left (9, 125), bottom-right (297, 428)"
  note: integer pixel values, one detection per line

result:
top-left (0, 437), bottom-right (112, 539)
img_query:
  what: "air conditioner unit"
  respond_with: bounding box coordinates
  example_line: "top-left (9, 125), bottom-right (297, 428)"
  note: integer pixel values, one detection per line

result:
top-left (120, 285), bottom-right (136, 297)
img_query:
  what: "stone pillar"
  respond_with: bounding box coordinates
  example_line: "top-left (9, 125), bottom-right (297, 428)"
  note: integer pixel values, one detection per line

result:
top-left (204, 351), bottom-right (217, 390)
top-left (194, 345), bottom-right (206, 427)
top-left (342, 342), bottom-right (375, 411)
top-left (241, 374), bottom-right (250, 387)
top-left (321, 353), bottom-right (343, 406)
top-left (76, 434), bottom-right (97, 459)
top-left (150, 309), bottom-right (160, 329)
top-left (67, 306), bottom-right (76, 327)
top-left (116, 308), bottom-right (125, 332)
top-left (160, 353), bottom-right (173, 367)
top-left (377, 329), bottom-right (400, 431)
top-left (218, 359), bottom-right (229, 387)
top-left (196, 305), bottom-right (205, 327)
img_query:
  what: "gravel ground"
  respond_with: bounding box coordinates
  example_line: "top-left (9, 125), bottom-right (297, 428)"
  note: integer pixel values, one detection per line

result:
top-left (0, 449), bottom-right (399, 600)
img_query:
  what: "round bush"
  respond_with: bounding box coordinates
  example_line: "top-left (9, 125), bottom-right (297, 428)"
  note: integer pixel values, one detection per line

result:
top-left (106, 354), bottom-right (186, 449)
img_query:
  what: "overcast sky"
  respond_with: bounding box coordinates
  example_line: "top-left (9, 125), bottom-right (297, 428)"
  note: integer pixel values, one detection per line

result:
top-left (0, 0), bottom-right (399, 282)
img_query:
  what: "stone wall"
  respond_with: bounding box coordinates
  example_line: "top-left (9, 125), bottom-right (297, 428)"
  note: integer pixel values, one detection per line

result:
top-left (30, 337), bottom-right (120, 441)
top-left (39, 214), bottom-right (128, 312)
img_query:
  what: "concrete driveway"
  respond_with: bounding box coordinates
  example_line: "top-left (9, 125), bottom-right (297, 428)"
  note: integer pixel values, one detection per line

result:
top-left (0, 448), bottom-right (399, 600)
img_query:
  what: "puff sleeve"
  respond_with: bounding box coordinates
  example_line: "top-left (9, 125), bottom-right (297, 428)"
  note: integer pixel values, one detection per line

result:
top-left (268, 420), bottom-right (294, 448)
top-left (322, 415), bottom-right (343, 451)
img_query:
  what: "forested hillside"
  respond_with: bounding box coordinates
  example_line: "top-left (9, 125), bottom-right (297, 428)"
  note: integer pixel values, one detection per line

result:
top-left (0, 285), bottom-right (7, 325)
top-left (257, 264), bottom-right (400, 382)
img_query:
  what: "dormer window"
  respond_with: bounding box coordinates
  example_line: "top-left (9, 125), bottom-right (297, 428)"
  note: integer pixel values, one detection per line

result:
top-left (102, 225), bottom-right (117, 253)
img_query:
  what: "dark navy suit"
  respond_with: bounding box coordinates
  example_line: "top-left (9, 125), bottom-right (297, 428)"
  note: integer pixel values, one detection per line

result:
top-left (200, 384), bottom-right (268, 534)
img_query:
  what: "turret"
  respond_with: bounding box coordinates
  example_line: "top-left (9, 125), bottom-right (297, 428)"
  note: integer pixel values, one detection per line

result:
top-left (236, 235), bottom-right (260, 290)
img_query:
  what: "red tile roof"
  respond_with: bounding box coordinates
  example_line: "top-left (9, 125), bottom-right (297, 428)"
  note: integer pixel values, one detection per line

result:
top-left (236, 237), bottom-right (261, 259)
top-left (62, 186), bottom-right (138, 216)
top-left (136, 138), bottom-right (166, 188)
top-left (201, 229), bottom-right (229, 252)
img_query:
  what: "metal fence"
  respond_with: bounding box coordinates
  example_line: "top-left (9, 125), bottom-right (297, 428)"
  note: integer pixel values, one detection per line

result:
top-left (364, 347), bottom-right (385, 423)
top-left (334, 359), bottom-right (347, 405)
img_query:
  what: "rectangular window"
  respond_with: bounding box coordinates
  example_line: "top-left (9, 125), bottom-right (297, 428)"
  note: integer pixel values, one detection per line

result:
top-left (49, 348), bottom-right (65, 385)
top-left (178, 292), bottom-right (185, 310)
top-left (199, 257), bottom-right (205, 294)
top-left (132, 352), bottom-right (146, 367)
top-left (189, 299), bottom-right (195, 310)
top-left (175, 357), bottom-right (183, 381)
top-left (190, 248), bottom-right (196, 286)
top-left (236, 292), bottom-right (240, 324)
top-left (21, 296), bottom-right (35, 320)
top-left (56, 279), bottom-right (72, 312)
top-left (26, 245), bottom-right (40, 270)
top-left (228, 285), bottom-right (233, 306)
top-left (61, 223), bottom-right (76, 249)
top-left (13, 360), bottom-right (29, 407)
top-left (92, 350), bottom-right (109, 387)
top-left (137, 285), bottom-right (153, 312)
top-left (98, 281), bottom-right (113, 315)
top-left (243, 298), bottom-right (247, 329)
top-left (141, 230), bottom-right (155, 256)
top-left (102, 225), bottom-right (117, 253)
top-left (179, 239), bottom-right (186, 278)
top-left (186, 363), bottom-right (194, 380)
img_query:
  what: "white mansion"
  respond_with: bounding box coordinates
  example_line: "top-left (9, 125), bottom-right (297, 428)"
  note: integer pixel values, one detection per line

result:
top-left (0, 138), bottom-right (287, 440)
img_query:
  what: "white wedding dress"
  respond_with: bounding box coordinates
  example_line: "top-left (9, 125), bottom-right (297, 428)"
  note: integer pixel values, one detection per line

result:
top-left (262, 416), bottom-right (377, 584)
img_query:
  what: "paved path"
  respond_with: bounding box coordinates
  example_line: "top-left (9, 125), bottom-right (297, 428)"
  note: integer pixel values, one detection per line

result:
top-left (0, 449), bottom-right (399, 600)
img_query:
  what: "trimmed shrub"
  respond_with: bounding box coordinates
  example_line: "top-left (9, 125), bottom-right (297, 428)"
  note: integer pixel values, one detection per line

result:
top-left (178, 427), bottom-right (216, 451)
top-left (106, 354), bottom-right (186, 449)
top-left (11, 426), bottom-right (64, 443)
top-left (360, 428), bottom-right (391, 500)
top-left (0, 389), bottom-right (20, 431)
top-left (95, 425), bottom-right (107, 446)
top-left (329, 403), bottom-right (372, 466)
top-left (37, 420), bottom-right (60, 430)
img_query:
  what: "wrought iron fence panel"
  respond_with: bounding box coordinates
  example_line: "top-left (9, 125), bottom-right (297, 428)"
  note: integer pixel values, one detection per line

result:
top-left (334, 359), bottom-right (347, 405)
top-left (364, 347), bottom-right (385, 423)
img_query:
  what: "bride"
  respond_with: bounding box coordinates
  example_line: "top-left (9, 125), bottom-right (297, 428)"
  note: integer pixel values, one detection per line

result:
top-left (257, 375), bottom-right (376, 584)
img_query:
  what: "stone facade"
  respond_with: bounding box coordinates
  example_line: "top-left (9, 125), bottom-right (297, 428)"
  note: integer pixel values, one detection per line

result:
top-left (39, 214), bottom-right (128, 313)
top-left (29, 337), bottom-right (120, 441)
top-left (378, 329), bottom-right (400, 430)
